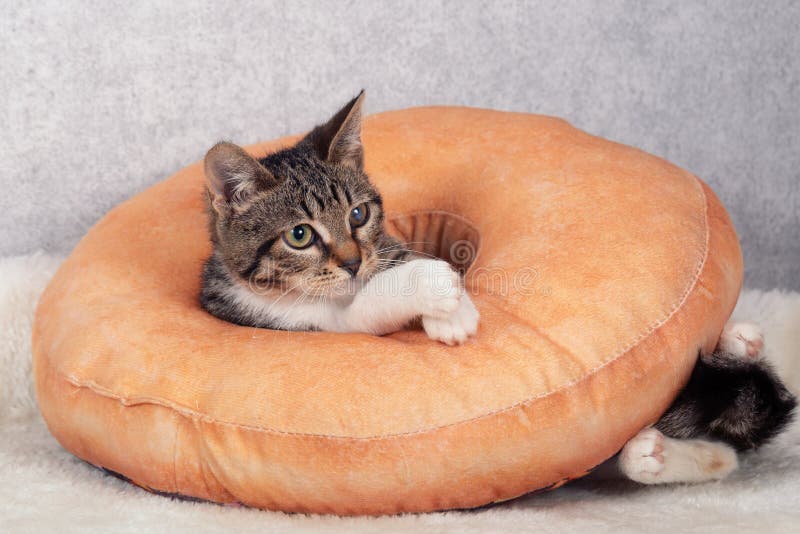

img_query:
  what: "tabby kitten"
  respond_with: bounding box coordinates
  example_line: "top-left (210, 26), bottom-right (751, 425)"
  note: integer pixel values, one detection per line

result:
top-left (200, 91), bottom-right (478, 345)
top-left (200, 92), bottom-right (794, 485)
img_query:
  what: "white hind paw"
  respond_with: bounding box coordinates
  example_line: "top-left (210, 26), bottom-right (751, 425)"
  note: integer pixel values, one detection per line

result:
top-left (619, 427), bottom-right (666, 484)
top-left (620, 428), bottom-right (739, 484)
top-left (719, 321), bottom-right (764, 359)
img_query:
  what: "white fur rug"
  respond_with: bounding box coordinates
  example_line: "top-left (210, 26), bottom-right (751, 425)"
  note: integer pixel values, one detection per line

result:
top-left (2, 253), bottom-right (799, 533)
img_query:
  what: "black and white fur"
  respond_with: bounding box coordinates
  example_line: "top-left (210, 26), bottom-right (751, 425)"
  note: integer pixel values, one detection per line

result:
top-left (618, 322), bottom-right (796, 484)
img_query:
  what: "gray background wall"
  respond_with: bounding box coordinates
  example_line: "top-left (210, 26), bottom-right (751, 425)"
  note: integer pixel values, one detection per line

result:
top-left (2, 0), bottom-right (798, 289)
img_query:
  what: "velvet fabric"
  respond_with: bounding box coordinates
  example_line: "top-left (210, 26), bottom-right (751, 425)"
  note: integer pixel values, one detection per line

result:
top-left (32, 107), bottom-right (742, 515)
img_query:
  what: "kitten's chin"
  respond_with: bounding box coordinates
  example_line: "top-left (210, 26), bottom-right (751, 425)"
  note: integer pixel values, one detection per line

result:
top-left (323, 278), bottom-right (362, 300)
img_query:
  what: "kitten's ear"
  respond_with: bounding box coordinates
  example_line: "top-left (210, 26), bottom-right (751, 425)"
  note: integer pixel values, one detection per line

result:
top-left (309, 90), bottom-right (365, 171)
top-left (204, 142), bottom-right (275, 211)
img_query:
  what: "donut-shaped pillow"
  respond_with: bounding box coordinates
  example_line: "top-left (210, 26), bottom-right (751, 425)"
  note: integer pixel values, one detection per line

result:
top-left (32, 107), bottom-right (742, 515)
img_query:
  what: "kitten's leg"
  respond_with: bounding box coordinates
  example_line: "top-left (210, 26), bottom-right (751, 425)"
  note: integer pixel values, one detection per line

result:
top-left (618, 427), bottom-right (738, 484)
top-left (369, 238), bottom-right (479, 344)
top-left (339, 259), bottom-right (465, 337)
top-left (718, 320), bottom-right (764, 359)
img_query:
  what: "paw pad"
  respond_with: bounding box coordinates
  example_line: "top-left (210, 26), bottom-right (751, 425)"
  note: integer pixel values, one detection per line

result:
top-left (720, 321), bottom-right (764, 359)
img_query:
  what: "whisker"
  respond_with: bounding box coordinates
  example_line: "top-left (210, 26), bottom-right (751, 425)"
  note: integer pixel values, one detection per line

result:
top-left (263, 278), bottom-right (310, 317)
top-left (276, 286), bottom-right (313, 324)
top-left (382, 248), bottom-right (442, 261)
top-left (374, 241), bottom-right (434, 253)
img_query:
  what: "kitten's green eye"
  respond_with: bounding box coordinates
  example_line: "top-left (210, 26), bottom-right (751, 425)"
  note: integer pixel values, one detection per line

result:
top-left (349, 203), bottom-right (369, 228)
top-left (283, 224), bottom-right (315, 249)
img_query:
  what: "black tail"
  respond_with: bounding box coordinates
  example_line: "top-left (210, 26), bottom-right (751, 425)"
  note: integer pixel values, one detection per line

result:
top-left (655, 351), bottom-right (797, 451)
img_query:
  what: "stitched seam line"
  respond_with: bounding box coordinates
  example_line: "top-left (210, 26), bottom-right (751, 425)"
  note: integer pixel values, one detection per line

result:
top-left (57, 175), bottom-right (710, 442)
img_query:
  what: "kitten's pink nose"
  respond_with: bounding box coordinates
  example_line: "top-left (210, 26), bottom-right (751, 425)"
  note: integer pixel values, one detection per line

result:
top-left (339, 258), bottom-right (361, 277)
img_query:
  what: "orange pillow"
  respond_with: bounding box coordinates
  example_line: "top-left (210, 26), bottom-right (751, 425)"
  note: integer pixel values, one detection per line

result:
top-left (32, 107), bottom-right (742, 515)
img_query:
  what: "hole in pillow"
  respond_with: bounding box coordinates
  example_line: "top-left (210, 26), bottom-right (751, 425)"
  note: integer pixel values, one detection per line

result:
top-left (386, 211), bottom-right (481, 274)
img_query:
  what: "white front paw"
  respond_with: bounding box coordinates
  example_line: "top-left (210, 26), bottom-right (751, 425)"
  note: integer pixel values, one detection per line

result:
top-left (719, 321), bottom-right (764, 359)
top-left (407, 259), bottom-right (462, 319)
top-left (423, 293), bottom-right (479, 345)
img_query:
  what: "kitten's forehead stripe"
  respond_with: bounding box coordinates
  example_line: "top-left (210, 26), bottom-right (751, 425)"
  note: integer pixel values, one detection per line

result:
top-left (327, 182), bottom-right (342, 205)
top-left (311, 191), bottom-right (326, 211)
top-left (299, 199), bottom-right (312, 218)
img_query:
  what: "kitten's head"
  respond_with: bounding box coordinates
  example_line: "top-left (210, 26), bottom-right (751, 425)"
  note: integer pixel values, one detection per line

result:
top-left (204, 91), bottom-right (387, 298)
